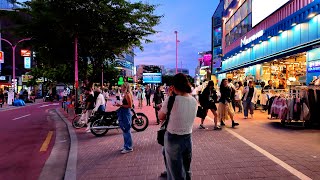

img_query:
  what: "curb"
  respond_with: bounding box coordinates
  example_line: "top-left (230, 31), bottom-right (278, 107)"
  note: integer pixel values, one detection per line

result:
top-left (56, 108), bottom-right (78, 180)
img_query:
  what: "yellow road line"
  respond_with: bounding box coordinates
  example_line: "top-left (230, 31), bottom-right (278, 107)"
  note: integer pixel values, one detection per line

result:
top-left (40, 131), bottom-right (54, 152)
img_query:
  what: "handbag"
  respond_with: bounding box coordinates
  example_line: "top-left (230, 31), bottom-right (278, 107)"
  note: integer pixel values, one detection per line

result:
top-left (196, 106), bottom-right (206, 119)
top-left (157, 95), bottom-right (176, 146)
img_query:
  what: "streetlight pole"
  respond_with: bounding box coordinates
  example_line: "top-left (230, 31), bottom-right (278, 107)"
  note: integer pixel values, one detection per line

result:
top-left (74, 36), bottom-right (79, 107)
top-left (174, 31), bottom-right (178, 74)
top-left (0, 37), bottom-right (31, 92)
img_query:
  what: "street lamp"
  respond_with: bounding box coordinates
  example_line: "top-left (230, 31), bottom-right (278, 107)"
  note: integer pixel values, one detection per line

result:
top-left (0, 37), bottom-right (31, 92)
top-left (174, 31), bottom-right (179, 74)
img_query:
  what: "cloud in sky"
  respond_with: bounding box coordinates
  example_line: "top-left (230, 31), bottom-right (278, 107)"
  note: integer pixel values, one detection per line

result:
top-left (134, 0), bottom-right (219, 76)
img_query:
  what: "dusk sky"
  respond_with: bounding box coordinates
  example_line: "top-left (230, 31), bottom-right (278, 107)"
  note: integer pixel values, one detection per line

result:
top-left (134, 0), bottom-right (219, 76)
top-left (18, 0), bottom-right (220, 76)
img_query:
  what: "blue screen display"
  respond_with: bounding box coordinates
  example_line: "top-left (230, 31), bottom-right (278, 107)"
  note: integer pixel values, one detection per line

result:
top-left (143, 73), bottom-right (162, 84)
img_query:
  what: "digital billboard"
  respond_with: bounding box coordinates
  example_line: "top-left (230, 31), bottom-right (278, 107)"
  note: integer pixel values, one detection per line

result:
top-left (143, 73), bottom-right (162, 84)
top-left (252, 0), bottom-right (290, 27)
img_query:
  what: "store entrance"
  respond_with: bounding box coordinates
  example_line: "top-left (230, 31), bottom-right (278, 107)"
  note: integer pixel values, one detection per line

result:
top-left (262, 52), bottom-right (307, 89)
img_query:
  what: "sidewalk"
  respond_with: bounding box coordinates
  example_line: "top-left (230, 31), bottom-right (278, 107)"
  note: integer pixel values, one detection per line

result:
top-left (60, 98), bottom-right (320, 180)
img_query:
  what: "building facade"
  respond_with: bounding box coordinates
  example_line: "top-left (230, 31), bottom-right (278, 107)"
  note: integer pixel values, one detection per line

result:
top-left (217, 0), bottom-right (320, 87)
top-left (165, 68), bottom-right (189, 76)
top-left (211, 0), bottom-right (224, 74)
top-left (114, 50), bottom-right (135, 77)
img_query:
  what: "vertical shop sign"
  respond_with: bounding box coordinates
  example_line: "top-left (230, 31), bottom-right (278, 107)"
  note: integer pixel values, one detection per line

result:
top-left (0, 51), bottom-right (4, 63)
top-left (24, 57), bottom-right (31, 69)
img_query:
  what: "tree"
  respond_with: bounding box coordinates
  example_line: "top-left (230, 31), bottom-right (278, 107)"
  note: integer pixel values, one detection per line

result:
top-left (13, 0), bottom-right (161, 83)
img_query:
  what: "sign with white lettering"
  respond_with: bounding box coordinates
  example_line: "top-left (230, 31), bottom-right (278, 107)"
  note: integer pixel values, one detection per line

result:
top-left (24, 57), bottom-right (31, 69)
top-left (308, 60), bottom-right (320, 72)
top-left (240, 30), bottom-right (264, 47)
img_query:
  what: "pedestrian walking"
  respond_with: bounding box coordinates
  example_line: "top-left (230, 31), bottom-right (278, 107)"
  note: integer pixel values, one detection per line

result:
top-left (153, 86), bottom-right (164, 125)
top-left (242, 81), bottom-right (258, 119)
top-left (137, 88), bottom-right (145, 109)
top-left (228, 78), bottom-right (236, 111)
top-left (145, 85), bottom-right (152, 106)
top-left (102, 88), bottom-right (109, 107)
top-left (218, 79), bottom-right (239, 128)
top-left (198, 80), bottom-right (220, 130)
top-left (191, 84), bottom-right (197, 100)
top-left (0, 89), bottom-right (4, 108)
top-left (235, 81), bottom-right (244, 113)
top-left (116, 82), bottom-right (134, 154)
top-left (84, 87), bottom-right (95, 132)
top-left (159, 73), bottom-right (197, 180)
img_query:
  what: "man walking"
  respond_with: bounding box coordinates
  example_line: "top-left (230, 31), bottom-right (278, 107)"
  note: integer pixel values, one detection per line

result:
top-left (145, 85), bottom-right (152, 106)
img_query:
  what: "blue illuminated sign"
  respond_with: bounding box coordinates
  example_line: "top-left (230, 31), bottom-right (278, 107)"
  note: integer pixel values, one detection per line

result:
top-left (307, 60), bottom-right (320, 72)
top-left (143, 73), bottom-right (162, 84)
top-left (24, 57), bottom-right (31, 69)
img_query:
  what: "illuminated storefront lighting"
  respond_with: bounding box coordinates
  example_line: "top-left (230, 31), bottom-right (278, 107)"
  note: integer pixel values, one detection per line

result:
top-left (308, 13), bottom-right (316, 18)
top-left (278, 30), bottom-right (283, 33)
top-left (291, 23), bottom-right (297, 26)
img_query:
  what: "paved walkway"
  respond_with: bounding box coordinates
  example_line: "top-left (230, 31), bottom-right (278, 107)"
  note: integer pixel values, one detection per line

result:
top-left (60, 98), bottom-right (320, 180)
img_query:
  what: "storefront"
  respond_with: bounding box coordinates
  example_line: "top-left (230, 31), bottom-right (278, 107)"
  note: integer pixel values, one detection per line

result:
top-left (219, 0), bottom-right (320, 87)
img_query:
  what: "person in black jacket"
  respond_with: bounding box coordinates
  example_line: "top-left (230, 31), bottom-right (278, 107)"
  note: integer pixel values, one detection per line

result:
top-left (218, 79), bottom-right (239, 128)
top-left (199, 81), bottom-right (220, 130)
top-left (153, 86), bottom-right (164, 125)
top-left (145, 85), bottom-right (152, 106)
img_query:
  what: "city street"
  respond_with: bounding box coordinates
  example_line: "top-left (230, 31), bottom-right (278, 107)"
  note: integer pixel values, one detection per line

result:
top-left (0, 101), bottom-right (66, 180)
top-left (57, 98), bottom-right (320, 180)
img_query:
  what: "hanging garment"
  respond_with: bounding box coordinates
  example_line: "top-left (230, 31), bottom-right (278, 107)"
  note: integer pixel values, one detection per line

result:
top-left (260, 94), bottom-right (268, 106)
top-left (308, 89), bottom-right (317, 123)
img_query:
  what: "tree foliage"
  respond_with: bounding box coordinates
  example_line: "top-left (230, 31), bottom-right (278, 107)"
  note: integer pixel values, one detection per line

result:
top-left (13, 0), bottom-right (161, 83)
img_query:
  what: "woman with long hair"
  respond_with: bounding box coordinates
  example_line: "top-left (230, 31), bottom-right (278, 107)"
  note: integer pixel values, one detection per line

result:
top-left (218, 79), bottom-right (239, 128)
top-left (116, 82), bottom-right (134, 154)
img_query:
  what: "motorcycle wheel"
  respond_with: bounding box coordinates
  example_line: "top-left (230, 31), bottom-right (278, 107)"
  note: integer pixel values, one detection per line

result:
top-left (90, 119), bottom-right (108, 137)
top-left (72, 115), bottom-right (85, 129)
top-left (132, 113), bottom-right (149, 132)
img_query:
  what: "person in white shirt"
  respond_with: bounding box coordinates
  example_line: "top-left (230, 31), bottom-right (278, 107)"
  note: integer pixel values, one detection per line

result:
top-left (93, 89), bottom-right (106, 112)
top-left (159, 73), bottom-right (197, 180)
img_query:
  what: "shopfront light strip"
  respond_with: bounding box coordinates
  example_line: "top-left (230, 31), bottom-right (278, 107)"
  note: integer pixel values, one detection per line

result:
top-left (308, 13), bottom-right (316, 18)
top-left (291, 23), bottom-right (297, 26)
top-left (278, 30), bottom-right (283, 33)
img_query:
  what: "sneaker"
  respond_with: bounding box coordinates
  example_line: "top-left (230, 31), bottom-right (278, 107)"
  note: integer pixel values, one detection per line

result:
top-left (220, 121), bottom-right (225, 126)
top-left (199, 124), bottom-right (205, 129)
top-left (121, 149), bottom-right (133, 154)
top-left (244, 116), bottom-right (248, 119)
top-left (213, 126), bottom-right (222, 130)
top-left (120, 147), bottom-right (125, 151)
top-left (160, 171), bottom-right (167, 177)
top-left (232, 122), bottom-right (239, 128)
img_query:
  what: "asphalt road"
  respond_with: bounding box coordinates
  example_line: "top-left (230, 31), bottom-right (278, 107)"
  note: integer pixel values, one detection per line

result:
top-left (0, 102), bottom-right (62, 180)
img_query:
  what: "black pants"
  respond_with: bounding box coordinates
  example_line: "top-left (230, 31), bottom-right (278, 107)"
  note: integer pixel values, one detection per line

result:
top-left (146, 96), bottom-right (151, 106)
top-left (155, 105), bottom-right (160, 123)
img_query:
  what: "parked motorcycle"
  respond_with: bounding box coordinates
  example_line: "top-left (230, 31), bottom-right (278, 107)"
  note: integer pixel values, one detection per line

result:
top-left (89, 108), bottom-right (149, 137)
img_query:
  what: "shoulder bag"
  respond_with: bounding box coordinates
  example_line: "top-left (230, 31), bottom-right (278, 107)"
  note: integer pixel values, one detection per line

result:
top-left (157, 95), bottom-right (176, 146)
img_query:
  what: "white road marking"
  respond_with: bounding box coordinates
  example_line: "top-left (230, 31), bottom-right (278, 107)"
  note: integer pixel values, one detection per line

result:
top-left (206, 116), bottom-right (312, 180)
top-left (39, 103), bottom-right (60, 108)
top-left (12, 114), bottom-right (31, 120)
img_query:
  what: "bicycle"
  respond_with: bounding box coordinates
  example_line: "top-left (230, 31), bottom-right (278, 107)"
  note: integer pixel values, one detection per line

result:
top-left (72, 105), bottom-right (86, 129)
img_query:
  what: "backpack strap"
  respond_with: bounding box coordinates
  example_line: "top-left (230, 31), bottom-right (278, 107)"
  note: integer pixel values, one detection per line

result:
top-left (162, 95), bottom-right (176, 129)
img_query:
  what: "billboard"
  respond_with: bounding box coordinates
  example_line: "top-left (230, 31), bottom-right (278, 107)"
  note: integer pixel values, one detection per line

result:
top-left (252, 0), bottom-right (290, 27)
top-left (143, 73), bottom-right (162, 84)
top-left (21, 49), bottom-right (31, 57)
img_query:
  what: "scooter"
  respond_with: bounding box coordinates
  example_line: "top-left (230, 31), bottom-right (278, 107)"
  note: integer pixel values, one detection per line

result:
top-left (89, 108), bottom-right (149, 137)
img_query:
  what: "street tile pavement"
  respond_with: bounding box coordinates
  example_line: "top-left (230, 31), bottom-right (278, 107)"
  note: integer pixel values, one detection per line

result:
top-left (230, 111), bottom-right (320, 180)
top-left (59, 98), bottom-right (320, 180)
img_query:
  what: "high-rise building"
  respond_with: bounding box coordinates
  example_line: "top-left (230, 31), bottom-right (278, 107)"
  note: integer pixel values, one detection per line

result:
top-left (114, 49), bottom-right (135, 77)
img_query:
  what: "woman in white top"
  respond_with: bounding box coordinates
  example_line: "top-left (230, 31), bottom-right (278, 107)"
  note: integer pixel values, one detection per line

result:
top-left (242, 81), bottom-right (258, 119)
top-left (93, 89), bottom-right (106, 112)
top-left (159, 73), bottom-right (197, 180)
